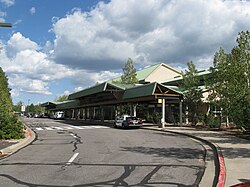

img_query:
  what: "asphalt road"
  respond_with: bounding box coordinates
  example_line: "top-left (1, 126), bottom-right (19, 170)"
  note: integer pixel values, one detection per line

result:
top-left (0, 118), bottom-right (206, 186)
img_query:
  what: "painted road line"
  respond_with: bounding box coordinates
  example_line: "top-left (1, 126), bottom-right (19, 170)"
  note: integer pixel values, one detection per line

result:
top-left (35, 127), bottom-right (44, 131)
top-left (70, 133), bottom-right (78, 139)
top-left (45, 127), bottom-right (53, 130)
top-left (91, 126), bottom-right (109, 128)
top-left (63, 126), bottom-right (73, 130)
top-left (66, 153), bottom-right (79, 165)
top-left (52, 126), bottom-right (63, 130)
top-left (72, 126), bottom-right (84, 129)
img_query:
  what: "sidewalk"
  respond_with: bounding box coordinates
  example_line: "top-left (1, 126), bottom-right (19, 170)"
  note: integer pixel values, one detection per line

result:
top-left (142, 124), bottom-right (250, 187)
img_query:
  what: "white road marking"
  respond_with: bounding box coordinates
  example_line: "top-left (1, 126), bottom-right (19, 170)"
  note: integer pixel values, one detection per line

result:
top-left (91, 126), bottom-right (108, 129)
top-left (64, 126), bottom-right (73, 130)
top-left (52, 126), bottom-right (63, 130)
top-left (71, 126), bottom-right (84, 129)
top-left (33, 125), bottom-right (109, 131)
top-left (45, 127), bottom-right (53, 130)
top-left (70, 133), bottom-right (78, 138)
top-left (67, 153), bottom-right (79, 165)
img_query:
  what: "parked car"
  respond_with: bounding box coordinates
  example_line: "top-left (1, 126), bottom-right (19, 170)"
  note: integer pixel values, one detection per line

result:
top-left (53, 111), bottom-right (64, 119)
top-left (114, 115), bottom-right (143, 128)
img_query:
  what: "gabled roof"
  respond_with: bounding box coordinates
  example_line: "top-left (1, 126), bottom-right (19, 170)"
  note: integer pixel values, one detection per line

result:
top-left (41, 101), bottom-right (57, 107)
top-left (161, 69), bottom-right (212, 85)
top-left (69, 82), bottom-right (107, 100)
top-left (54, 100), bottom-right (80, 110)
top-left (136, 64), bottom-right (161, 81)
top-left (68, 82), bottom-right (137, 100)
top-left (122, 82), bottom-right (183, 99)
top-left (110, 63), bottom-right (181, 83)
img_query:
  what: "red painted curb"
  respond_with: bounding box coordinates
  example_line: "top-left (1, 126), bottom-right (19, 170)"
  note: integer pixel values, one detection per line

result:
top-left (230, 182), bottom-right (250, 187)
top-left (217, 151), bottom-right (226, 187)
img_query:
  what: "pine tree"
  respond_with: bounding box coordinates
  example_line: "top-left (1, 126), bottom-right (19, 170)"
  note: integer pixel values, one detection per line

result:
top-left (0, 67), bottom-right (24, 139)
top-left (121, 58), bottom-right (138, 84)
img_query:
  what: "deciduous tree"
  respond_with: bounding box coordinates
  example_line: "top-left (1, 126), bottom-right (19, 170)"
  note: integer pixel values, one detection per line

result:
top-left (209, 31), bottom-right (250, 130)
top-left (181, 62), bottom-right (203, 125)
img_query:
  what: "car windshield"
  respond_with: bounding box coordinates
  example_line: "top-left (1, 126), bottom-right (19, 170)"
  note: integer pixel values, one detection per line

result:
top-left (126, 117), bottom-right (138, 120)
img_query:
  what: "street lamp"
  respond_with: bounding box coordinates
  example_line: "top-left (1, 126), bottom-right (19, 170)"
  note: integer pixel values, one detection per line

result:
top-left (27, 99), bottom-right (30, 115)
top-left (0, 22), bottom-right (12, 52)
top-left (0, 22), bottom-right (12, 27)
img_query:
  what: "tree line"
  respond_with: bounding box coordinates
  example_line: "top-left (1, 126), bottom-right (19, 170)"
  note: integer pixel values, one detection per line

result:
top-left (183, 31), bottom-right (250, 130)
top-left (0, 67), bottom-right (24, 139)
top-left (0, 31), bottom-right (249, 140)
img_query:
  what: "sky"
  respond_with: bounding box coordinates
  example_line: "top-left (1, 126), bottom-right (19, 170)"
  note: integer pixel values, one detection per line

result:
top-left (0, 0), bottom-right (249, 106)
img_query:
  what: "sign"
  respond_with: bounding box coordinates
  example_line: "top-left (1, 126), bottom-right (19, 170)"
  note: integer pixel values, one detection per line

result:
top-left (158, 99), bottom-right (162, 103)
top-left (21, 105), bottom-right (26, 112)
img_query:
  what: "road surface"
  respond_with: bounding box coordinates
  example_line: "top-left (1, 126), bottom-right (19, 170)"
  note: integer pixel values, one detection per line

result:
top-left (0, 118), bottom-right (206, 186)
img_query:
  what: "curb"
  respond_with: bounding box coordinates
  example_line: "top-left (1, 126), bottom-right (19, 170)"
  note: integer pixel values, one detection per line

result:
top-left (0, 125), bottom-right (36, 158)
top-left (217, 149), bottom-right (226, 187)
top-left (141, 126), bottom-right (226, 187)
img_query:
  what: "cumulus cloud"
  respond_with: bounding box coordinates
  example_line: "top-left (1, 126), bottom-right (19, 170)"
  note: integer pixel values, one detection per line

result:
top-left (51, 0), bottom-right (250, 71)
top-left (6, 32), bottom-right (39, 57)
top-left (0, 10), bottom-right (6, 22)
top-left (2, 0), bottom-right (250, 100)
top-left (70, 69), bottom-right (121, 88)
top-left (0, 33), bottom-right (75, 96)
top-left (30, 7), bottom-right (36, 15)
top-left (0, 32), bottom-right (121, 97)
top-left (0, 0), bottom-right (15, 7)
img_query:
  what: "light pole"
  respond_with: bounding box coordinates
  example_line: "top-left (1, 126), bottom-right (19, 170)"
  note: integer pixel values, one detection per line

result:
top-left (0, 22), bottom-right (12, 27)
top-left (0, 22), bottom-right (12, 52)
top-left (27, 99), bottom-right (30, 115)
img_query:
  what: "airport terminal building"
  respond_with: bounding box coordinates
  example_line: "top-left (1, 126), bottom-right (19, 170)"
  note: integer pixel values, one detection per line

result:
top-left (41, 63), bottom-right (211, 126)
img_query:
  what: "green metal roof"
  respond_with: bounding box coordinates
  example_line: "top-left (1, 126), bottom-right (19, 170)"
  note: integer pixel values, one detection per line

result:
top-left (164, 85), bottom-right (184, 95)
top-left (136, 64), bottom-right (161, 81)
top-left (54, 100), bottom-right (80, 110)
top-left (68, 82), bottom-right (107, 100)
top-left (161, 69), bottom-right (212, 85)
top-left (123, 82), bottom-right (157, 99)
top-left (122, 82), bottom-right (183, 99)
top-left (68, 82), bottom-right (133, 100)
top-left (41, 101), bottom-right (57, 107)
top-left (110, 64), bottom-right (161, 83)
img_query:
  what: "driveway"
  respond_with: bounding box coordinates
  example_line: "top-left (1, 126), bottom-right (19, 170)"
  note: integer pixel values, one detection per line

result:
top-left (0, 118), bottom-right (206, 186)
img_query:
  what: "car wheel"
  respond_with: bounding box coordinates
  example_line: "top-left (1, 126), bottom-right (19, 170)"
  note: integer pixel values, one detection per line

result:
top-left (113, 123), bottom-right (117, 128)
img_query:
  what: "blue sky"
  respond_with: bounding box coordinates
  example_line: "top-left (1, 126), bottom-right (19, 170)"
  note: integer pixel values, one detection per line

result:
top-left (0, 0), bottom-right (250, 106)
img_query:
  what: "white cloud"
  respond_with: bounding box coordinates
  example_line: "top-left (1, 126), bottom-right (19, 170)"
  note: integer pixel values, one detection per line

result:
top-left (30, 7), bottom-right (36, 15)
top-left (0, 0), bottom-right (15, 7)
top-left (0, 33), bottom-right (76, 96)
top-left (70, 69), bottom-right (121, 88)
top-left (6, 32), bottom-right (39, 57)
top-left (51, 0), bottom-right (250, 71)
top-left (0, 32), bottom-right (121, 98)
top-left (2, 0), bottom-right (250, 101)
top-left (0, 10), bottom-right (6, 22)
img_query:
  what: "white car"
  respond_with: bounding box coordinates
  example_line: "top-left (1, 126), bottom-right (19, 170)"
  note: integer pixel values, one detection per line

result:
top-left (114, 115), bottom-right (143, 128)
top-left (54, 111), bottom-right (64, 119)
